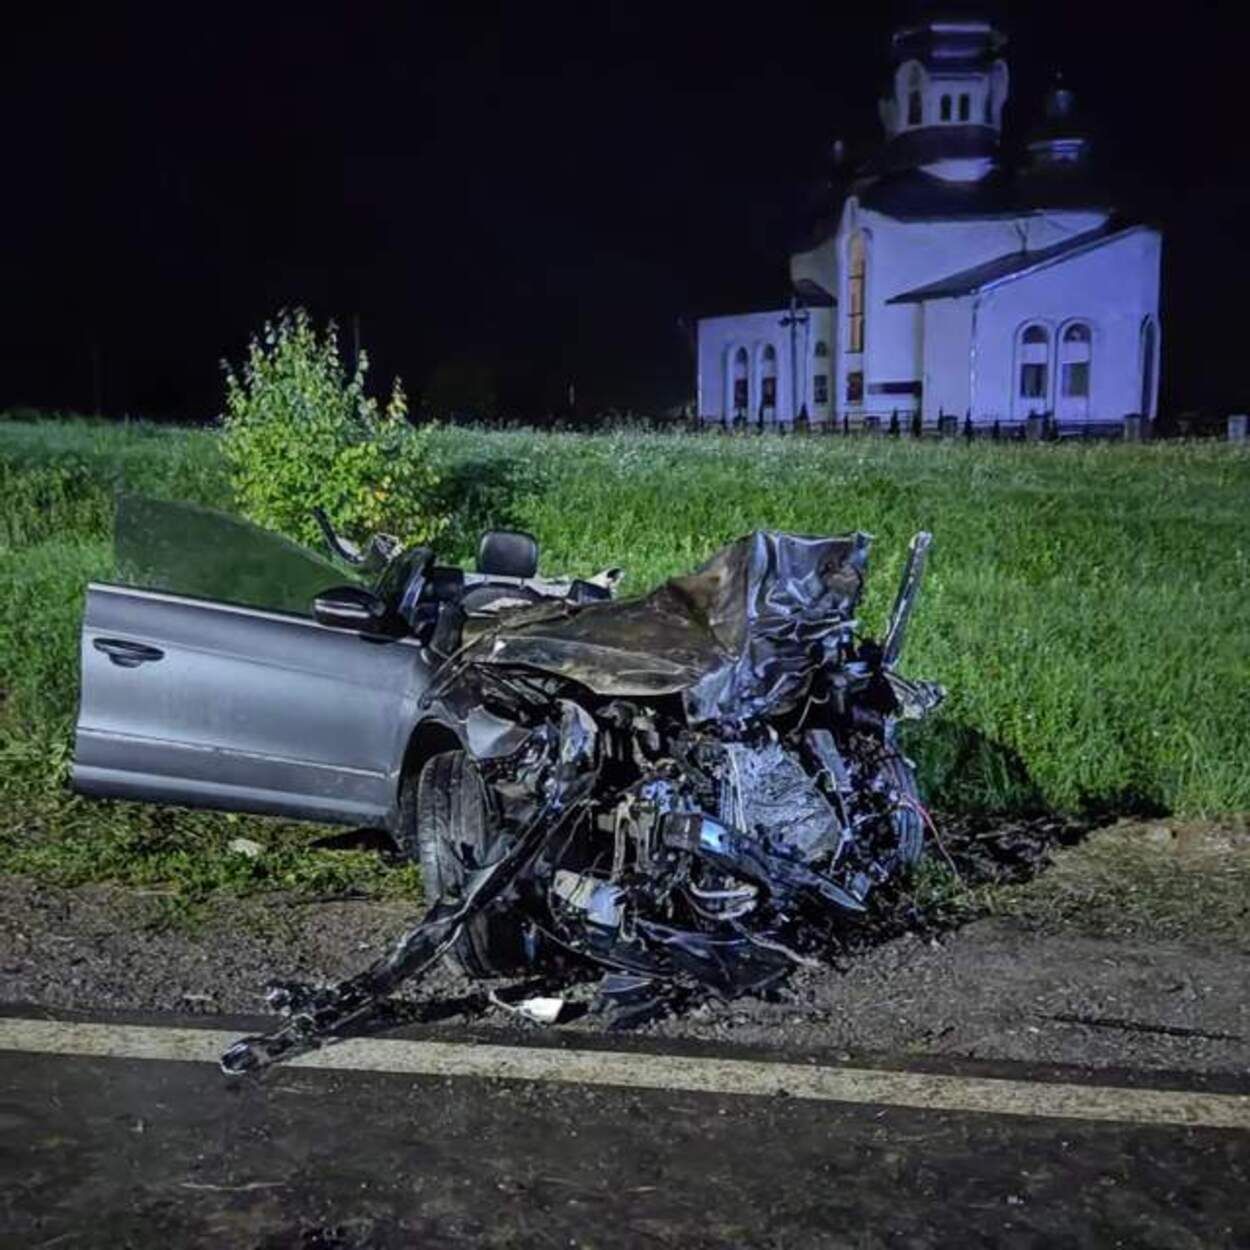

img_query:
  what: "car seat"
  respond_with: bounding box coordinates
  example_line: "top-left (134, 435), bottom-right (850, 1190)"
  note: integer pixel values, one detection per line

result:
top-left (476, 530), bottom-right (539, 579)
top-left (460, 530), bottom-right (543, 614)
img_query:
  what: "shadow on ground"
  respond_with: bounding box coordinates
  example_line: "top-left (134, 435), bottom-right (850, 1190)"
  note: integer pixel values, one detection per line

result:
top-left (848, 719), bottom-right (1173, 955)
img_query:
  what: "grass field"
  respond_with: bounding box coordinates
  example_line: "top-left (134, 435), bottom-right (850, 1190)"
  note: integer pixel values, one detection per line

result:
top-left (2, 414), bottom-right (1247, 902)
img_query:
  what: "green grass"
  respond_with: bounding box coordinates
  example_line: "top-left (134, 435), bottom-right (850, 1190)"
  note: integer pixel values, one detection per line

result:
top-left (2, 413), bottom-right (1248, 901)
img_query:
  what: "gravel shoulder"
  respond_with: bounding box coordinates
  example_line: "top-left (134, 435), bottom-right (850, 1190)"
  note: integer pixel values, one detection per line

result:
top-left (3, 817), bottom-right (1247, 1076)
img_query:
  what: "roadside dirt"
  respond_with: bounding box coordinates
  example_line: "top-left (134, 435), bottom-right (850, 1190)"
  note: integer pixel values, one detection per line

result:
top-left (2, 818), bottom-right (1246, 1075)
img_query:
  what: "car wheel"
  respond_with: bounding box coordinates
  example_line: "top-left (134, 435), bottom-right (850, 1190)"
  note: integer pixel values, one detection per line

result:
top-left (397, 749), bottom-right (527, 978)
top-left (882, 752), bottom-right (924, 866)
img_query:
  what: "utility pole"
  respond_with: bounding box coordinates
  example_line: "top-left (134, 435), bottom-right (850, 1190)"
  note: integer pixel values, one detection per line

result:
top-left (779, 295), bottom-right (810, 421)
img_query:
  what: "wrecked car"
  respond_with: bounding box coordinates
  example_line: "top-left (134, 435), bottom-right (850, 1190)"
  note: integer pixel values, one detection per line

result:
top-left (72, 495), bottom-right (942, 1071)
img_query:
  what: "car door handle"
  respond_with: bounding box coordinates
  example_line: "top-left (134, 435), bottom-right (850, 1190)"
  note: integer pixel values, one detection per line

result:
top-left (93, 638), bottom-right (165, 667)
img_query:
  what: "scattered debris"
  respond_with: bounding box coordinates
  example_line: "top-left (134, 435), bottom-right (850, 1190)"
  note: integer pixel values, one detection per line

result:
top-left (227, 837), bottom-right (263, 859)
top-left (178, 1180), bottom-right (286, 1193)
top-left (488, 991), bottom-right (566, 1025)
top-left (1041, 1013), bottom-right (1244, 1043)
top-left (221, 529), bottom-right (944, 1072)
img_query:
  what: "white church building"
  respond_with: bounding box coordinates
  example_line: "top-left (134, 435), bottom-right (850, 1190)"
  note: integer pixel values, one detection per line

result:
top-left (697, 13), bottom-right (1162, 430)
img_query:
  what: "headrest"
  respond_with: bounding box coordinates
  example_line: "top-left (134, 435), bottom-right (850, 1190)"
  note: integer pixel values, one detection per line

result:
top-left (477, 530), bottom-right (539, 579)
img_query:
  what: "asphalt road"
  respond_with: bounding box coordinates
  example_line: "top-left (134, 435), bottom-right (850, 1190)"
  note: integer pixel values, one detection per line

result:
top-left (2, 1009), bottom-right (1247, 1249)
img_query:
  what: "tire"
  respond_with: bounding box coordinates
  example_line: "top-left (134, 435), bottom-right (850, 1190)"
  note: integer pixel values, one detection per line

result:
top-left (842, 732), bottom-right (926, 869)
top-left (396, 750), bottom-right (527, 977)
top-left (881, 752), bottom-right (925, 866)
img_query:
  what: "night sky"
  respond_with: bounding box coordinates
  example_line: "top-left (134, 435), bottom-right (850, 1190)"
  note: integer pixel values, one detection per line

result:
top-left (4, 1), bottom-right (1246, 420)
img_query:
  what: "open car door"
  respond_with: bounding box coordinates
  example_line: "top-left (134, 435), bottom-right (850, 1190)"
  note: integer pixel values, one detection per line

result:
top-left (72, 497), bottom-right (429, 827)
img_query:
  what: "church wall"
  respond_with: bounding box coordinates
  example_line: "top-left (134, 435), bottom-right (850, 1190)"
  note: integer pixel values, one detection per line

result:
top-left (696, 309), bottom-right (790, 423)
top-left (804, 306), bottom-right (836, 421)
top-left (817, 203), bottom-right (1110, 416)
top-left (920, 298), bottom-right (974, 422)
top-left (697, 306), bottom-right (836, 423)
top-left (969, 229), bottom-right (1163, 423)
top-left (858, 208), bottom-right (1108, 314)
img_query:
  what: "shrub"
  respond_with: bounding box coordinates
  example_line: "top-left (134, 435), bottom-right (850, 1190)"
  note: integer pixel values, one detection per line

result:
top-left (221, 309), bottom-right (445, 551)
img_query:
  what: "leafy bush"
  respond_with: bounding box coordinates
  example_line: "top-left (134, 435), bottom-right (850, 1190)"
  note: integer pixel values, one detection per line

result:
top-left (221, 309), bottom-right (444, 550)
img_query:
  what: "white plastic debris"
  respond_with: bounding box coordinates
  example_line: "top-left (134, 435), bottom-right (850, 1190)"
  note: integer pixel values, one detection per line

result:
top-left (488, 991), bottom-right (565, 1025)
top-left (227, 837), bottom-right (263, 858)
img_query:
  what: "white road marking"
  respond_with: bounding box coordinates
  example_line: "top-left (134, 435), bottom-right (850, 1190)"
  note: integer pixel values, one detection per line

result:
top-left (0, 1016), bottom-right (1246, 1131)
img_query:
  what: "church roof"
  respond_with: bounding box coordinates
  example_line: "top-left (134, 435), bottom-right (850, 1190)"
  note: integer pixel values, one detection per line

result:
top-left (886, 223), bottom-right (1149, 303)
top-left (794, 160), bottom-right (1114, 245)
top-left (793, 278), bottom-right (836, 307)
top-left (858, 167), bottom-right (1015, 218)
top-left (890, 10), bottom-right (1007, 71)
top-left (857, 125), bottom-right (999, 178)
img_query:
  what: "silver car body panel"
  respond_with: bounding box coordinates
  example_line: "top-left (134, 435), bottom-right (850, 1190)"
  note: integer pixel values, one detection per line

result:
top-left (73, 584), bottom-right (435, 827)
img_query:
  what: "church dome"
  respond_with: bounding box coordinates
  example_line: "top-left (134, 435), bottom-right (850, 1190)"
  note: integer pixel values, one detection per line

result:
top-left (1025, 75), bottom-right (1092, 169)
top-left (889, 8), bottom-right (1007, 72)
top-left (1046, 82), bottom-right (1077, 121)
top-left (796, 7), bottom-right (1117, 235)
top-left (874, 7), bottom-right (1010, 180)
top-left (1017, 75), bottom-right (1106, 209)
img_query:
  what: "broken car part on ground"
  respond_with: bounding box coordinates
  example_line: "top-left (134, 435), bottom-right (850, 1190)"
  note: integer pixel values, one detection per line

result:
top-left (71, 498), bottom-right (942, 1072)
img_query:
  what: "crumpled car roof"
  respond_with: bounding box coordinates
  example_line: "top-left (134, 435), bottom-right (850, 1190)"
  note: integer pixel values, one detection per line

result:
top-left (468, 530), bottom-right (871, 724)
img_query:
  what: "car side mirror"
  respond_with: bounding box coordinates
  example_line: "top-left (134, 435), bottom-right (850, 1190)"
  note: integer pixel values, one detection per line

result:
top-left (312, 585), bottom-right (387, 631)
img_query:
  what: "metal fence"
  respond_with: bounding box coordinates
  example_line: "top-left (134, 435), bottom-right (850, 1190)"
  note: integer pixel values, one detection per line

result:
top-left (685, 410), bottom-right (1233, 442)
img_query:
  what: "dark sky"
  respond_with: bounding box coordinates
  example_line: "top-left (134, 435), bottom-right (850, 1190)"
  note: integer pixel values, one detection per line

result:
top-left (3, 1), bottom-right (1246, 419)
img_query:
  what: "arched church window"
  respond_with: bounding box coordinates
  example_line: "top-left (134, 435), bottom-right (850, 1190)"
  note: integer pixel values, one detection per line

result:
top-left (1017, 324), bottom-right (1050, 404)
top-left (940, 95), bottom-right (952, 122)
top-left (906, 67), bottom-right (923, 127)
top-left (732, 347), bottom-right (749, 417)
top-left (1060, 321), bottom-right (1092, 400)
top-left (760, 345), bottom-right (778, 417)
top-left (812, 341), bottom-right (829, 407)
top-left (847, 234), bottom-right (867, 355)
top-left (959, 94), bottom-right (970, 122)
